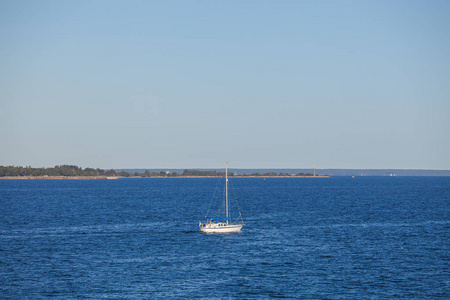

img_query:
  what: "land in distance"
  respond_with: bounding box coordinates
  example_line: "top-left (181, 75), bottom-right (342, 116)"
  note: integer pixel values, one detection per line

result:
top-left (1, 165), bottom-right (448, 179)
top-left (0, 165), bottom-right (327, 179)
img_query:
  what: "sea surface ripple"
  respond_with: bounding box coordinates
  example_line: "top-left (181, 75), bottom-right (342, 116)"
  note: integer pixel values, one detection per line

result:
top-left (1, 177), bottom-right (449, 298)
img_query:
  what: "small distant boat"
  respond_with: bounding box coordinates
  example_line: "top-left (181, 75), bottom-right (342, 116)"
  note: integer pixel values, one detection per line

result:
top-left (199, 162), bottom-right (245, 233)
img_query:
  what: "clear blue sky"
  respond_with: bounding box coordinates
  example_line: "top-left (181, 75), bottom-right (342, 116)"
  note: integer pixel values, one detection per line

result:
top-left (1, 0), bottom-right (449, 169)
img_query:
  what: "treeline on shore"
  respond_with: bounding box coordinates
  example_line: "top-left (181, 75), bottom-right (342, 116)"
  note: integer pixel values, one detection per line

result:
top-left (133, 170), bottom-right (317, 177)
top-left (0, 165), bottom-right (320, 178)
top-left (0, 165), bottom-right (116, 177)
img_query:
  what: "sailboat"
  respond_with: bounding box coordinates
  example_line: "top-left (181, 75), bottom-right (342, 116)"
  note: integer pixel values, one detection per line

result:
top-left (199, 162), bottom-right (245, 233)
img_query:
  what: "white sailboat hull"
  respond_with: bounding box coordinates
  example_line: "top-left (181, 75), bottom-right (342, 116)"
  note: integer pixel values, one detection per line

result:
top-left (200, 223), bottom-right (243, 233)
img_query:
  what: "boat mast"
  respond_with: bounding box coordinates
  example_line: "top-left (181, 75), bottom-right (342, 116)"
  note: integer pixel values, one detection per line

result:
top-left (225, 162), bottom-right (228, 224)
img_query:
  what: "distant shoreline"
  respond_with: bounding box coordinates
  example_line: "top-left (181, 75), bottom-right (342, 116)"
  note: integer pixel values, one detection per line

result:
top-left (0, 176), bottom-right (116, 180)
top-left (0, 175), bottom-right (329, 180)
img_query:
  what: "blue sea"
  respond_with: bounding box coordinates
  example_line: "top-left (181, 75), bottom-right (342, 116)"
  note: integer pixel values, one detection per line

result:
top-left (1, 177), bottom-right (449, 298)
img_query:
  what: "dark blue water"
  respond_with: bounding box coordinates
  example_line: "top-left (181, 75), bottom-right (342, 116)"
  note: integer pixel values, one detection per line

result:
top-left (1, 177), bottom-right (449, 298)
